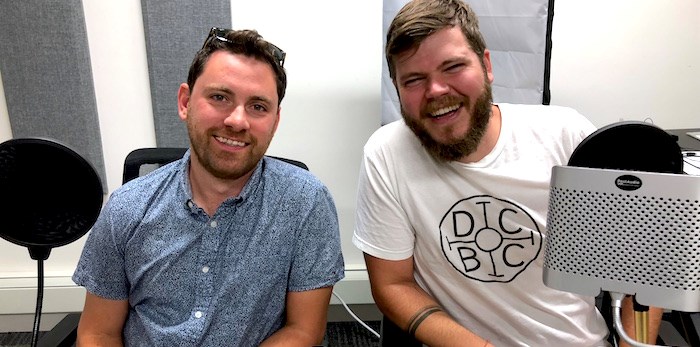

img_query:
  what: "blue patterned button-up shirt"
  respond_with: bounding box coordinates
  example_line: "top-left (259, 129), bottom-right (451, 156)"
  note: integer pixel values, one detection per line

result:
top-left (73, 152), bottom-right (344, 346)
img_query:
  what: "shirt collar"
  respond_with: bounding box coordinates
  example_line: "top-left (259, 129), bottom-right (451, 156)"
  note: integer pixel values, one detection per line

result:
top-left (178, 150), bottom-right (266, 211)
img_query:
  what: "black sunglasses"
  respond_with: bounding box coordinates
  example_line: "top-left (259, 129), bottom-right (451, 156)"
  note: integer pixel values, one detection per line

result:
top-left (202, 27), bottom-right (286, 67)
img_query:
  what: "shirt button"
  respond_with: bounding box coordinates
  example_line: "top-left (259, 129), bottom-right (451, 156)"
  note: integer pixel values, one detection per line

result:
top-left (194, 311), bottom-right (203, 319)
top-left (202, 266), bottom-right (210, 273)
top-left (210, 220), bottom-right (218, 228)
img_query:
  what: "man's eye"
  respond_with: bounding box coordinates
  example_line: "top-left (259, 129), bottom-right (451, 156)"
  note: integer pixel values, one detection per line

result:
top-left (211, 94), bottom-right (226, 102)
top-left (252, 104), bottom-right (267, 112)
top-left (403, 77), bottom-right (424, 87)
top-left (445, 63), bottom-right (464, 72)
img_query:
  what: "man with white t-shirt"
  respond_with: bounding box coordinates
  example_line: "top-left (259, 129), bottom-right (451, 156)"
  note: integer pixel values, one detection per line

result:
top-left (353, 0), bottom-right (662, 346)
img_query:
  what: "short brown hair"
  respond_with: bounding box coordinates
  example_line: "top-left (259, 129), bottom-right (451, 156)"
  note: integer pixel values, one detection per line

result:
top-left (187, 29), bottom-right (287, 105)
top-left (385, 0), bottom-right (487, 81)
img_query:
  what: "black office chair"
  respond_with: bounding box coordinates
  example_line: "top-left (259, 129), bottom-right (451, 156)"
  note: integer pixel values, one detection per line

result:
top-left (122, 147), bottom-right (188, 183)
top-left (122, 147), bottom-right (309, 184)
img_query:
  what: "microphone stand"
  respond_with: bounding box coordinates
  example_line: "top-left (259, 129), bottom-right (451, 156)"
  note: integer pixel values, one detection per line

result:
top-left (28, 246), bottom-right (51, 347)
top-left (633, 296), bottom-right (649, 344)
top-left (610, 292), bottom-right (666, 347)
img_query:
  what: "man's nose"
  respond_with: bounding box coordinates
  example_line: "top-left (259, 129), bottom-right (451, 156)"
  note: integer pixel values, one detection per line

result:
top-left (224, 106), bottom-right (250, 131)
top-left (425, 77), bottom-right (450, 99)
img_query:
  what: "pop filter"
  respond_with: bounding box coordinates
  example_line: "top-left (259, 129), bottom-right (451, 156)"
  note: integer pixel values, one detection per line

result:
top-left (568, 121), bottom-right (683, 174)
top-left (0, 137), bottom-right (103, 347)
top-left (0, 138), bottom-right (103, 259)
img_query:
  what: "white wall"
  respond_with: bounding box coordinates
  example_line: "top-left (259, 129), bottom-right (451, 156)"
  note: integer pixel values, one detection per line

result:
top-left (1, 0), bottom-right (699, 324)
top-left (549, 0), bottom-right (699, 128)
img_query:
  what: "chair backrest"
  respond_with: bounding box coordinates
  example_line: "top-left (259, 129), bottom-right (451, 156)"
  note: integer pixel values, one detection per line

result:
top-left (123, 147), bottom-right (187, 184)
top-left (122, 147), bottom-right (308, 184)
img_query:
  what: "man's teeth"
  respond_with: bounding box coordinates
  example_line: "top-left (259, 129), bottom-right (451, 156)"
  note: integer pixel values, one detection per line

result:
top-left (430, 104), bottom-right (460, 118)
top-left (215, 136), bottom-right (245, 147)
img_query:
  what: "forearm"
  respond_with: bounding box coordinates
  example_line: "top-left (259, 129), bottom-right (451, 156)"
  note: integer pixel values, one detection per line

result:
top-left (260, 287), bottom-right (333, 347)
top-left (259, 325), bottom-right (324, 347)
top-left (375, 282), bottom-right (491, 347)
top-left (76, 333), bottom-right (124, 347)
top-left (76, 293), bottom-right (128, 347)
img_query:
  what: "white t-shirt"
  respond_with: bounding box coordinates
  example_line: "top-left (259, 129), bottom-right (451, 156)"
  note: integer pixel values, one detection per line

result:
top-left (354, 103), bottom-right (609, 346)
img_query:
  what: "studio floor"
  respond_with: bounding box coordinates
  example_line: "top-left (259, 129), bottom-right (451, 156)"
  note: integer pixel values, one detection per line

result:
top-left (0, 320), bottom-right (381, 347)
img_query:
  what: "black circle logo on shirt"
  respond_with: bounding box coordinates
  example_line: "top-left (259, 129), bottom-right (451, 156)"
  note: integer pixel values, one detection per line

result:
top-left (439, 195), bottom-right (542, 283)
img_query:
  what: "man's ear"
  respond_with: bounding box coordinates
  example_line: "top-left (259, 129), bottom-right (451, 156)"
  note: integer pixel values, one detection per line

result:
top-left (392, 80), bottom-right (402, 103)
top-left (177, 83), bottom-right (191, 121)
top-left (272, 106), bottom-right (281, 135)
top-left (482, 49), bottom-right (494, 84)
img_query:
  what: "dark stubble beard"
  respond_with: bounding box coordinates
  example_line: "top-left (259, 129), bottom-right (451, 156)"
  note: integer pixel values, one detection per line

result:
top-left (402, 80), bottom-right (493, 162)
top-left (185, 109), bottom-right (262, 180)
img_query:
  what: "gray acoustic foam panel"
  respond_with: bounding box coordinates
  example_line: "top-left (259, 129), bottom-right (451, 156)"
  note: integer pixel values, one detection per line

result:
top-left (0, 0), bottom-right (106, 190)
top-left (141, 0), bottom-right (231, 147)
top-left (382, 0), bottom-right (555, 125)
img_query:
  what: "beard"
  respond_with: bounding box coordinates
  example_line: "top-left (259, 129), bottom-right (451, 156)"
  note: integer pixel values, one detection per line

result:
top-left (402, 81), bottom-right (493, 162)
top-left (185, 109), bottom-right (265, 180)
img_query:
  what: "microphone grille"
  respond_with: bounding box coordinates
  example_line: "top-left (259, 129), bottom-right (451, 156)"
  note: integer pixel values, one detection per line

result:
top-left (544, 186), bottom-right (700, 291)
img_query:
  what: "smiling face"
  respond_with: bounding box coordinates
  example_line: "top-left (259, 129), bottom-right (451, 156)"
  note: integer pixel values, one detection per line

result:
top-left (178, 50), bottom-right (280, 181)
top-left (394, 26), bottom-right (495, 162)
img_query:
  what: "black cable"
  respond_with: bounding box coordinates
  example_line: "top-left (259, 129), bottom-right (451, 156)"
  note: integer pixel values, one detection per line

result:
top-left (31, 259), bottom-right (44, 347)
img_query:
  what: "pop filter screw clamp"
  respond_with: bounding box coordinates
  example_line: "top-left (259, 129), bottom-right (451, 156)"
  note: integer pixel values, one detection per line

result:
top-left (0, 138), bottom-right (103, 347)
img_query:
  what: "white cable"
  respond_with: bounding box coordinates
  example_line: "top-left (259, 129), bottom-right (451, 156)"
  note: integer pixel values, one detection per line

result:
top-left (332, 290), bottom-right (381, 339)
top-left (609, 292), bottom-right (666, 347)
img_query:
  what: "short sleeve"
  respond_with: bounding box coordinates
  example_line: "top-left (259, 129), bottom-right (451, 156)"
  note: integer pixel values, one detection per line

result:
top-left (287, 186), bottom-right (344, 292)
top-left (72, 195), bottom-right (130, 300)
top-left (353, 127), bottom-right (416, 261)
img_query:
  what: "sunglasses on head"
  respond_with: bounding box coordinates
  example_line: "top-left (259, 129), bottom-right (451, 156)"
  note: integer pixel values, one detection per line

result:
top-left (202, 27), bottom-right (286, 67)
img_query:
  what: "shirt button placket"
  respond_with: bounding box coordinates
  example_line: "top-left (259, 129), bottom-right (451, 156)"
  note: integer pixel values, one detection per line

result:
top-left (195, 218), bottom-right (218, 325)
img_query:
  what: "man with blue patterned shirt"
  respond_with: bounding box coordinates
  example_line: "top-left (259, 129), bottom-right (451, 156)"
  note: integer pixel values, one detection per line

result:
top-left (73, 28), bottom-right (344, 346)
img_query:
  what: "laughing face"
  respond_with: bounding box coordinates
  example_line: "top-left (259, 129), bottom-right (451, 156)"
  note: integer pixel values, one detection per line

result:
top-left (394, 26), bottom-right (495, 162)
top-left (178, 50), bottom-right (280, 181)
